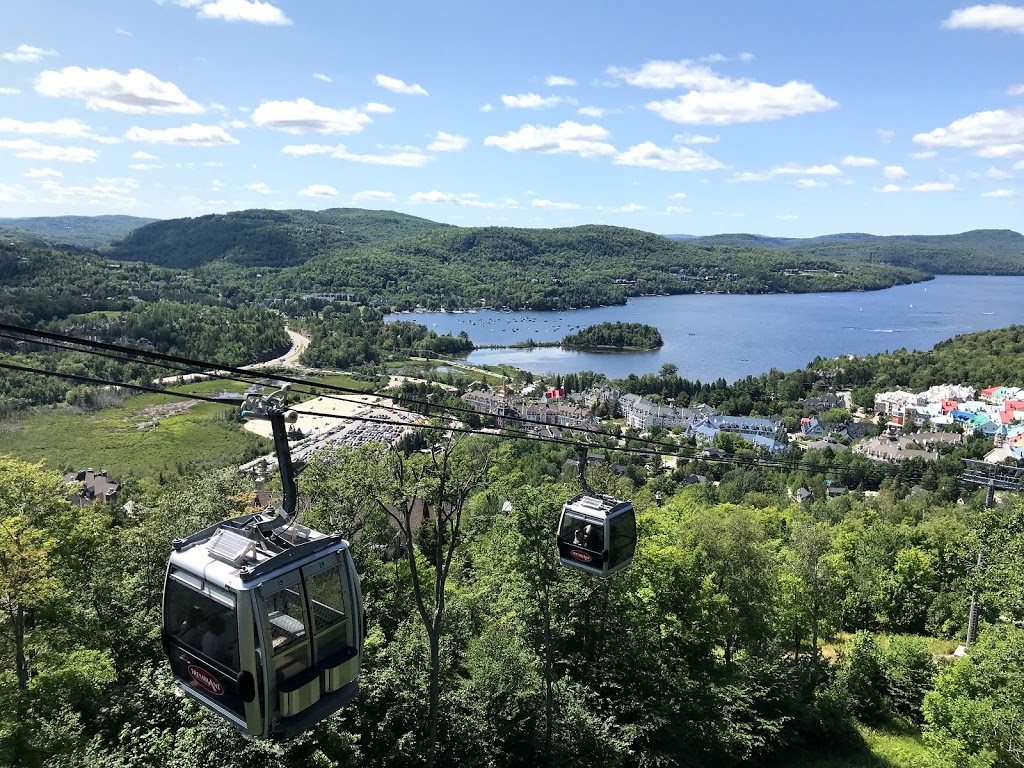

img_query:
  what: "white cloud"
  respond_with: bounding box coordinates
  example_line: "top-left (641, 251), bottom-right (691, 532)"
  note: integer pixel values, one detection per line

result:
top-left (24, 167), bottom-right (62, 178)
top-left (115, 27), bottom-right (132, 36)
top-left (611, 203), bottom-right (646, 213)
top-left (1008, 84), bottom-right (1024, 96)
top-left (531, 198), bottom-right (580, 209)
top-left (409, 191), bottom-right (499, 207)
top-left (877, 184), bottom-right (902, 192)
top-left (609, 59), bottom-right (836, 125)
top-left (841, 155), bottom-right (878, 166)
top-left (615, 141), bottom-right (724, 172)
top-left (982, 188), bottom-right (1018, 197)
top-left (738, 52), bottom-right (756, 62)
top-left (675, 133), bottom-right (719, 144)
top-left (198, 0), bottom-right (291, 25)
top-left (669, 192), bottom-right (688, 199)
top-left (987, 166), bottom-right (1014, 179)
top-left (877, 129), bottom-right (896, 143)
top-left (36, 66), bottom-right (203, 114)
top-left (428, 131), bottom-right (469, 152)
top-left (352, 190), bottom-right (394, 202)
top-left (313, 73), bottom-right (332, 83)
top-left (771, 163), bottom-right (842, 175)
top-left (884, 165), bottom-right (909, 179)
top-left (979, 144), bottom-right (1024, 157)
top-left (128, 163), bottom-right (161, 170)
top-left (0, 117), bottom-right (106, 140)
top-left (246, 182), bottom-right (271, 193)
top-left (375, 74), bottom-right (428, 96)
top-left (282, 142), bottom-right (431, 166)
top-left (2, 44), bottom-right (58, 63)
top-left (0, 138), bottom-right (97, 162)
top-left (577, 106), bottom-right (608, 118)
top-left (793, 178), bottom-right (827, 188)
top-left (131, 150), bottom-right (158, 160)
top-left (0, 182), bottom-right (22, 202)
top-left (1014, 159), bottom-right (1024, 169)
top-left (298, 184), bottom-right (338, 198)
top-left (912, 182), bottom-right (956, 192)
top-left (665, 205), bottom-right (692, 215)
top-left (700, 53), bottom-right (728, 63)
top-left (732, 171), bottom-right (772, 182)
top-left (913, 108), bottom-right (1024, 157)
top-left (484, 121), bottom-right (616, 159)
top-left (364, 102), bottom-right (393, 114)
top-left (36, 178), bottom-right (139, 208)
top-left (125, 123), bottom-right (238, 146)
top-left (251, 98), bottom-right (371, 134)
top-left (910, 150), bottom-right (937, 159)
top-left (0, 87), bottom-right (20, 96)
top-left (480, 103), bottom-right (494, 112)
top-left (943, 4), bottom-right (1024, 33)
top-left (546, 75), bottom-right (576, 87)
top-left (501, 93), bottom-right (566, 109)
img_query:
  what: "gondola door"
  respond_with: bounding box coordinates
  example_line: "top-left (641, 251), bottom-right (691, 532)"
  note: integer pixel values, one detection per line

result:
top-left (163, 570), bottom-right (260, 731)
top-left (258, 570), bottom-right (320, 723)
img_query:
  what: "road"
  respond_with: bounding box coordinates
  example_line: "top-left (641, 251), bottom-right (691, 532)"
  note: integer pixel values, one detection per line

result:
top-left (157, 328), bottom-right (310, 384)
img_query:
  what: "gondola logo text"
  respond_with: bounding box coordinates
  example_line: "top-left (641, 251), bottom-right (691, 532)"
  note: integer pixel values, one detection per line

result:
top-left (188, 664), bottom-right (224, 696)
top-left (570, 550), bottom-right (593, 563)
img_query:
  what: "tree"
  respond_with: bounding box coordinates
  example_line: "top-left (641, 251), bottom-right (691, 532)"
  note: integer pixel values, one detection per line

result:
top-left (357, 437), bottom-right (489, 768)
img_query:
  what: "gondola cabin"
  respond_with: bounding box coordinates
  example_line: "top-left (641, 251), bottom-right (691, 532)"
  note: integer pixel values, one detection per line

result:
top-left (162, 515), bottom-right (363, 739)
top-left (557, 493), bottom-right (636, 578)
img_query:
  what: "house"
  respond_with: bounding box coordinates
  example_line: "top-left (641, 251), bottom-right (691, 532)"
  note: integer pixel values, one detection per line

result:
top-left (793, 487), bottom-right (814, 504)
top-left (63, 469), bottom-right (121, 508)
top-left (826, 486), bottom-right (848, 497)
top-left (679, 474), bottom-right (708, 488)
top-left (798, 393), bottom-right (842, 412)
top-left (619, 393), bottom-right (715, 430)
top-left (801, 417), bottom-right (826, 438)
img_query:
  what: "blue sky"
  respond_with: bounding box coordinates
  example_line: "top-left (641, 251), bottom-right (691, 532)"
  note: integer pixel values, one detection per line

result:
top-left (1, 1), bottom-right (1022, 236)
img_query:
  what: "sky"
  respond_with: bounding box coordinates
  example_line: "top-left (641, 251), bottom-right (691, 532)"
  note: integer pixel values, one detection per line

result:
top-left (0, 1), bottom-right (1022, 236)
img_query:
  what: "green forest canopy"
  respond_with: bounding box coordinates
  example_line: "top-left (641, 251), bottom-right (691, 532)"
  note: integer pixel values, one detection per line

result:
top-left (561, 321), bottom-right (664, 350)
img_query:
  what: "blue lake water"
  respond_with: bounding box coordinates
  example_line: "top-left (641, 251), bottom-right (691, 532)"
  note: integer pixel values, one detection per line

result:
top-left (386, 276), bottom-right (1024, 382)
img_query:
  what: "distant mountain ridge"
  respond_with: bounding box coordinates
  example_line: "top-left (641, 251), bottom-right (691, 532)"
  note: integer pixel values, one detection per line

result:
top-left (105, 208), bottom-right (450, 268)
top-left (675, 229), bottom-right (1024, 274)
top-left (0, 215), bottom-right (159, 249)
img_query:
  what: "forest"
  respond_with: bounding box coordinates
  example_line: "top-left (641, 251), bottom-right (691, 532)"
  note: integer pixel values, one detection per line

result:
top-left (300, 304), bottom-right (474, 370)
top-left (686, 229), bottom-right (1024, 276)
top-left (0, 215), bottom-right (158, 250)
top-left (561, 322), bottom-right (664, 350)
top-left (3, 430), bottom-right (1024, 768)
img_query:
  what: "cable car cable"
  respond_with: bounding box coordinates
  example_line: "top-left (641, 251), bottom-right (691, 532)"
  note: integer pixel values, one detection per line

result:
top-left (2, 321), bottom-right (920, 485)
top-left (0, 359), bottom-right (933, 487)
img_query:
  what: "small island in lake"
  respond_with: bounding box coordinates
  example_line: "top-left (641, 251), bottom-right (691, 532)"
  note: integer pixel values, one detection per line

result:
top-left (561, 321), bottom-right (664, 351)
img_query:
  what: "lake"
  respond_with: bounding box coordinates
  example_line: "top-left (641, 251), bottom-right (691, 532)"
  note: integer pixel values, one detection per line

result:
top-left (386, 276), bottom-right (1024, 382)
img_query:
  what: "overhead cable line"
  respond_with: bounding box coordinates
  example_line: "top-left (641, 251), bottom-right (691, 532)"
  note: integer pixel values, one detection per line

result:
top-left (0, 359), bottom-right (933, 485)
top-left (0, 322), bottom-right (900, 475)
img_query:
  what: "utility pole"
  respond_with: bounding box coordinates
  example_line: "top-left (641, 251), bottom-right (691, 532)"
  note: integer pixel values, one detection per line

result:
top-left (961, 459), bottom-right (1024, 646)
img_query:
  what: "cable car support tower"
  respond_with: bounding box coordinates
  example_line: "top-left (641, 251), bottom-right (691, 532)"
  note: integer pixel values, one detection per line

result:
top-left (961, 459), bottom-right (1024, 647)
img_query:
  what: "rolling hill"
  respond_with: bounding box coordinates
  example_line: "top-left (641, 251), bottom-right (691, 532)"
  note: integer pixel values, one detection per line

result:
top-left (105, 208), bottom-right (450, 268)
top-left (683, 229), bottom-right (1024, 274)
top-left (0, 215), bottom-right (159, 249)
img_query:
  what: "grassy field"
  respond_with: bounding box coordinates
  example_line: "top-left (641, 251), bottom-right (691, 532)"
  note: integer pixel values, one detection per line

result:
top-left (0, 372), bottom-right (389, 478)
top-left (0, 378), bottom-right (270, 478)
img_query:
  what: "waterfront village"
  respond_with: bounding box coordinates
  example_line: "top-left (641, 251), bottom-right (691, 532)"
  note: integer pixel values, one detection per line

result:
top-left (459, 381), bottom-right (1024, 468)
top-left (64, 378), bottom-right (1024, 506)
